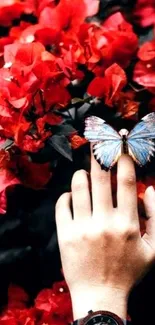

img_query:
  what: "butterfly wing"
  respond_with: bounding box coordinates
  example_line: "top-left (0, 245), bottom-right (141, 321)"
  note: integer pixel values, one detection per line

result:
top-left (84, 116), bottom-right (122, 169)
top-left (84, 116), bottom-right (121, 141)
top-left (127, 113), bottom-right (155, 166)
top-left (93, 140), bottom-right (122, 170)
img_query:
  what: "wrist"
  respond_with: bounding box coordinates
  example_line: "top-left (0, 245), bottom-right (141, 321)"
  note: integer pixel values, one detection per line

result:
top-left (70, 286), bottom-right (128, 321)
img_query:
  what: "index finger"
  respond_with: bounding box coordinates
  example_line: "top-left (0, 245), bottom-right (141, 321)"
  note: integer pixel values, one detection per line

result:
top-left (117, 154), bottom-right (138, 220)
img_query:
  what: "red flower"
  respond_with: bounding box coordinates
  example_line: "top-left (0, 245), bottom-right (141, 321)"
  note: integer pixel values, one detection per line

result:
top-left (77, 13), bottom-right (138, 74)
top-left (0, 149), bottom-right (10, 169)
top-left (24, 0), bottom-right (57, 16)
top-left (35, 284), bottom-right (72, 324)
top-left (4, 42), bottom-right (45, 76)
top-left (100, 12), bottom-right (138, 71)
top-left (87, 63), bottom-right (127, 106)
top-left (0, 169), bottom-right (20, 214)
top-left (0, 0), bottom-right (24, 27)
top-left (0, 310), bottom-right (17, 325)
top-left (133, 40), bottom-right (155, 93)
top-left (0, 37), bottom-right (13, 61)
top-left (39, 0), bottom-right (99, 33)
top-left (35, 289), bottom-right (58, 313)
top-left (138, 40), bottom-right (155, 61)
top-left (133, 0), bottom-right (155, 28)
top-left (69, 134), bottom-right (88, 149)
top-left (116, 92), bottom-right (139, 120)
top-left (0, 308), bottom-right (36, 325)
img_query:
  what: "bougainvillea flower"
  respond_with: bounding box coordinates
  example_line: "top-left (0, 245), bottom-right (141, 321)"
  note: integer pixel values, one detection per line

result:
top-left (39, 0), bottom-right (99, 33)
top-left (133, 0), bottom-right (155, 27)
top-left (116, 91), bottom-right (139, 120)
top-left (39, 83), bottom-right (71, 110)
top-left (0, 169), bottom-right (20, 214)
top-left (24, 0), bottom-right (57, 16)
top-left (0, 149), bottom-right (10, 169)
top-left (137, 40), bottom-right (155, 62)
top-left (0, 37), bottom-right (13, 60)
top-left (35, 289), bottom-right (58, 313)
top-left (0, 308), bottom-right (36, 325)
top-left (35, 280), bottom-right (72, 323)
top-left (87, 63), bottom-right (127, 106)
top-left (69, 134), bottom-right (88, 149)
top-left (0, 0), bottom-right (24, 26)
top-left (3, 42), bottom-right (46, 81)
top-left (77, 13), bottom-right (138, 74)
top-left (133, 61), bottom-right (155, 93)
top-left (100, 12), bottom-right (138, 70)
top-left (9, 21), bottom-right (35, 43)
top-left (0, 69), bottom-right (38, 113)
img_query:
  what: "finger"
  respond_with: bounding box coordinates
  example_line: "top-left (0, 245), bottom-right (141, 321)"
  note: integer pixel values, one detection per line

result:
top-left (143, 186), bottom-right (155, 247)
top-left (55, 192), bottom-right (72, 233)
top-left (117, 154), bottom-right (138, 219)
top-left (71, 169), bottom-right (91, 220)
top-left (90, 145), bottom-right (113, 216)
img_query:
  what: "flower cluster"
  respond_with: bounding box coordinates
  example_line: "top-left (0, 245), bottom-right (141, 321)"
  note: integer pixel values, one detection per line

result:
top-left (0, 280), bottom-right (73, 325)
top-left (0, 0), bottom-right (141, 214)
top-left (0, 1), bottom-right (155, 323)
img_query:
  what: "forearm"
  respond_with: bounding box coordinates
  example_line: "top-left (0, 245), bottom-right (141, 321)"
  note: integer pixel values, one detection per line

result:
top-left (70, 286), bottom-right (128, 320)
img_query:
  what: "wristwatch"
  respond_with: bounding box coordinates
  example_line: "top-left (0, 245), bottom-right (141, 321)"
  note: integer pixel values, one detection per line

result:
top-left (70, 310), bottom-right (132, 325)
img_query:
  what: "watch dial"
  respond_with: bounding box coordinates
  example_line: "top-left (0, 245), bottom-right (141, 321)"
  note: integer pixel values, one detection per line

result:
top-left (85, 315), bottom-right (119, 325)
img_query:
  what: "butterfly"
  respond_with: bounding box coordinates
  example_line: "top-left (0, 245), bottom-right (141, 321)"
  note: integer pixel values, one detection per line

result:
top-left (84, 113), bottom-right (155, 170)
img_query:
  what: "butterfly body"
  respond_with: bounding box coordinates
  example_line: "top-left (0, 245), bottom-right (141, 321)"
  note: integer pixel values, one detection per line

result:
top-left (84, 113), bottom-right (155, 170)
top-left (119, 129), bottom-right (129, 155)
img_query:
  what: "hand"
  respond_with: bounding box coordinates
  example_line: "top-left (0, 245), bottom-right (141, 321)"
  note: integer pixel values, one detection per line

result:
top-left (55, 151), bottom-right (155, 320)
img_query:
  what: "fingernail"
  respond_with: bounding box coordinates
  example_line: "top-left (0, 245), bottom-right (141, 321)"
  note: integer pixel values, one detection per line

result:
top-left (146, 186), bottom-right (155, 197)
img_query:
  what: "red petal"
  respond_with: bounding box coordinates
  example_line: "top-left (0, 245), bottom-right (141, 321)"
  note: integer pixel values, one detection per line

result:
top-left (35, 289), bottom-right (57, 312)
top-left (138, 40), bottom-right (155, 61)
top-left (69, 134), bottom-right (88, 149)
top-left (0, 0), bottom-right (24, 27)
top-left (4, 43), bottom-right (20, 65)
top-left (83, 0), bottom-right (99, 17)
top-left (104, 63), bottom-right (127, 105)
top-left (87, 77), bottom-right (106, 97)
top-left (15, 42), bottom-right (45, 66)
top-left (0, 169), bottom-right (20, 214)
top-left (133, 61), bottom-right (155, 90)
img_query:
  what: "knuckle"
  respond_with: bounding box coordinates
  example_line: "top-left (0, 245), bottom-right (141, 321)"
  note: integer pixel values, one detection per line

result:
top-left (119, 173), bottom-right (136, 187)
top-left (71, 169), bottom-right (88, 191)
top-left (118, 222), bottom-right (138, 239)
top-left (100, 226), bottom-right (112, 239)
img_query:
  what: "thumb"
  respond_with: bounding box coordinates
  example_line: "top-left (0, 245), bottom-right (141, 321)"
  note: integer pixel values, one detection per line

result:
top-left (143, 186), bottom-right (155, 249)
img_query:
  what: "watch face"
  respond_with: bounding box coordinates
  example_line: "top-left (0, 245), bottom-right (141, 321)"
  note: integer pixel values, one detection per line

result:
top-left (85, 315), bottom-right (119, 325)
top-left (81, 311), bottom-right (123, 325)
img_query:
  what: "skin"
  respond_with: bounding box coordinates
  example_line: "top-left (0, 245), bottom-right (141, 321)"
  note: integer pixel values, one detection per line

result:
top-left (55, 150), bottom-right (155, 321)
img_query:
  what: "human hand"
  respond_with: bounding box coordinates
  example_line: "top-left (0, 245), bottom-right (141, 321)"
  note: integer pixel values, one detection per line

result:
top-left (55, 150), bottom-right (155, 320)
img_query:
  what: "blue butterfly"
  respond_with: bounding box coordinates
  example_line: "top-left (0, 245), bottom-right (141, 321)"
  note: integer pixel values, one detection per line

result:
top-left (84, 113), bottom-right (155, 170)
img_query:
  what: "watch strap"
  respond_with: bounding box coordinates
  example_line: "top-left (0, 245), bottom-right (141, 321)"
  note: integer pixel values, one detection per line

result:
top-left (71, 312), bottom-right (132, 325)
